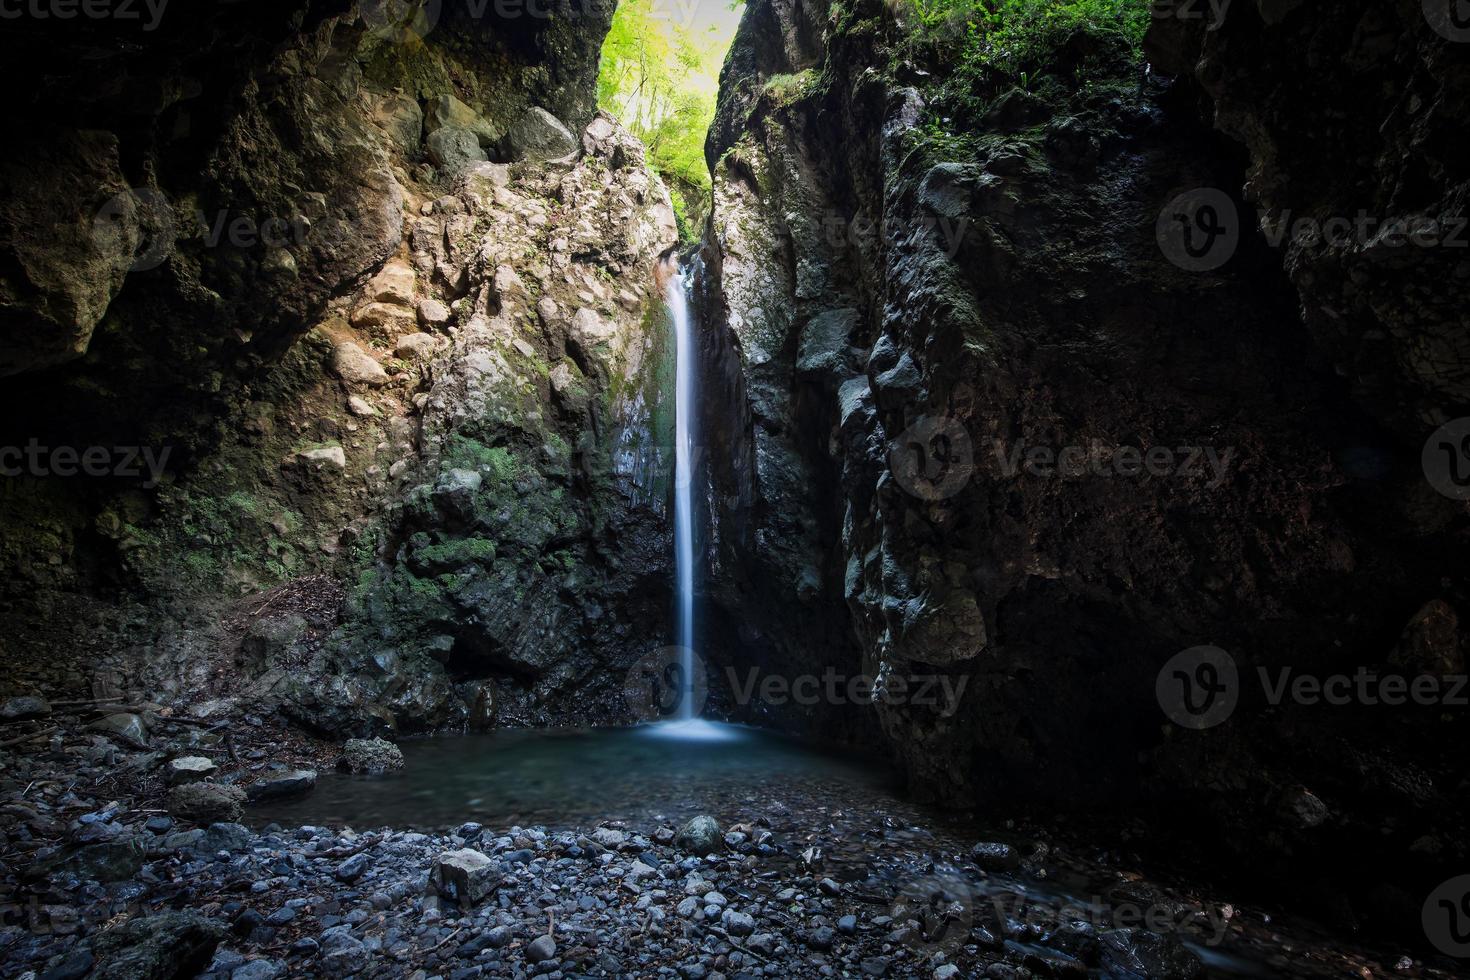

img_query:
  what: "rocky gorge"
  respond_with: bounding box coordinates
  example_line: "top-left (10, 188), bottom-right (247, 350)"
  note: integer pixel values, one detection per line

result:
top-left (1, 0), bottom-right (1469, 977)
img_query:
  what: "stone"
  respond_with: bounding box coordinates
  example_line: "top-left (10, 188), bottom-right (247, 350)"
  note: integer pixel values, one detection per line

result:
top-left (167, 782), bottom-right (247, 824)
top-left (970, 841), bottom-right (1021, 871)
top-left (336, 852), bottom-right (369, 882)
top-left (674, 816), bottom-right (723, 856)
top-left (417, 298), bottom-right (451, 328)
top-left (330, 342), bottom-right (390, 386)
top-left (339, 737), bottom-right (405, 774)
top-left (425, 93), bottom-right (501, 148)
top-left (525, 934), bottom-right (557, 963)
top-left (351, 301), bottom-right (418, 335)
top-left (319, 934), bottom-right (368, 975)
top-left (366, 258), bottom-right (416, 305)
top-left (837, 914), bottom-right (858, 935)
top-left (296, 446), bottom-right (347, 476)
top-left (0, 695), bottom-right (50, 721)
top-left (427, 126), bottom-right (489, 173)
top-left (591, 826), bottom-right (626, 848)
top-left (52, 836), bottom-right (149, 882)
top-left (232, 959), bottom-right (285, 980)
top-left (568, 306), bottom-right (617, 366)
top-left (1099, 934), bottom-right (1199, 980)
top-left (200, 822), bottom-right (253, 853)
top-left (87, 712), bottom-right (148, 748)
top-left (502, 106), bottom-right (578, 163)
top-left (245, 769), bottom-right (317, 801)
top-left (347, 395), bottom-right (376, 417)
top-left (721, 909), bottom-right (755, 936)
top-left (432, 848), bottom-right (500, 904)
top-left (90, 910), bottom-right (225, 980)
top-left (370, 91), bottom-right (423, 151)
top-left (796, 308), bottom-right (860, 379)
top-left (395, 332), bottom-right (443, 360)
top-left (167, 756), bottom-right (218, 785)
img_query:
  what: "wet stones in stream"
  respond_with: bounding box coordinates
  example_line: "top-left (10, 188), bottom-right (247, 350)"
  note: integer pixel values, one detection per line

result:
top-left (0, 725), bottom-right (1437, 979)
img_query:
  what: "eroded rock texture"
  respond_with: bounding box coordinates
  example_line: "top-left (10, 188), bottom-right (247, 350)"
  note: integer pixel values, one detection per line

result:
top-left (0, 2), bottom-right (677, 734)
top-left (695, 0), bottom-right (1469, 925)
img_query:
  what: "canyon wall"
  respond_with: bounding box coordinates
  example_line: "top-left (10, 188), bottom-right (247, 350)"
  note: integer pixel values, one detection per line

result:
top-left (0, 1), bottom-right (679, 734)
top-left (696, 0), bottom-right (1470, 927)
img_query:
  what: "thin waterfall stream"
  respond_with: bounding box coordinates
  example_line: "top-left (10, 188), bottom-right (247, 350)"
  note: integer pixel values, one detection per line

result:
top-left (668, 262), bottom-right (697, 721)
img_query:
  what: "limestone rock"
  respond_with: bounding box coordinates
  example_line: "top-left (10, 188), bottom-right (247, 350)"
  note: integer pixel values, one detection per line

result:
top-left (395, 332), bottom-right (443, 360)
top-left (417, 298), bottom-right (451, 328)
top-left (330, 342), bottom-right (389, 386)
top-left (501, 107), bottom-right (578, 163)
top-left (366, 259), bottom-right (416, 305)
top-left (296, 446), bottom-right (347, 477)
top-left (425, 94), bottom-right (501, 149)
top-left (370, 91), bottom-right (423, 152)
top-left (351, 302), bottom-right (418, 336)
top-left (432, 848), bottom-right (499, 904)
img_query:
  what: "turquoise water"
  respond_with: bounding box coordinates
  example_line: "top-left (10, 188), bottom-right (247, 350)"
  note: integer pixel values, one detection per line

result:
top-left (248, 722), bottom-right (891, 831)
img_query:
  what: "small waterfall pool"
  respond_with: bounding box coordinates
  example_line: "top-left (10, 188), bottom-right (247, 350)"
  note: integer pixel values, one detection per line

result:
top-left (248, 722), bottom-right (891, 832)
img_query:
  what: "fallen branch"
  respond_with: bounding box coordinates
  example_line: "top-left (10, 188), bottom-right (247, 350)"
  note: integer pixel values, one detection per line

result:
top-left (0, 728), bottom-right (56, 750)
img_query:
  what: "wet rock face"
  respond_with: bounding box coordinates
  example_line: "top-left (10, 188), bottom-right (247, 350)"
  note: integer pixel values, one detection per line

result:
top-left (699, 0), bottom-right (1467, 914)
top-left (1147, 3), bottom-right (1470, 436)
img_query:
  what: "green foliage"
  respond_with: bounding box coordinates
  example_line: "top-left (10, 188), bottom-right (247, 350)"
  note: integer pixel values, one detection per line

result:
top-left (597, 0), bottom-right (742, 234)
top-left (902, 0), bottom-right (1149, 79)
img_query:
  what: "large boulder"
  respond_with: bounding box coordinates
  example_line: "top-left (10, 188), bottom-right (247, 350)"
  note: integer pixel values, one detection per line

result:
top-left (339, 736), bottom-right (405, 774)
top-left (425, 94), bottom-right (501, 149)
top-left (167, 782), bottom-right (247, 824)
top-left (427, 126), bottom-right (489, 173)
top-left (501, 107), bottom-right (578, 163)
top-left (370, 90), bottom-right (424, 152)
top-left (90, 911), bottom-right (225, 980)
top-left (330, 341), bottom-right (390, 386)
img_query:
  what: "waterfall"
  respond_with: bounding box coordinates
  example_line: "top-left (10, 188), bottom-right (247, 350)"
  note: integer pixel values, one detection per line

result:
top-left (667, 263), bottom-right (697, 720)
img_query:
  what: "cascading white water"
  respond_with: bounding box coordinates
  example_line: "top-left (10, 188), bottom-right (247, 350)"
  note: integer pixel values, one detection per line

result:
top-left (667, 264), bottom-right (697, 720)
